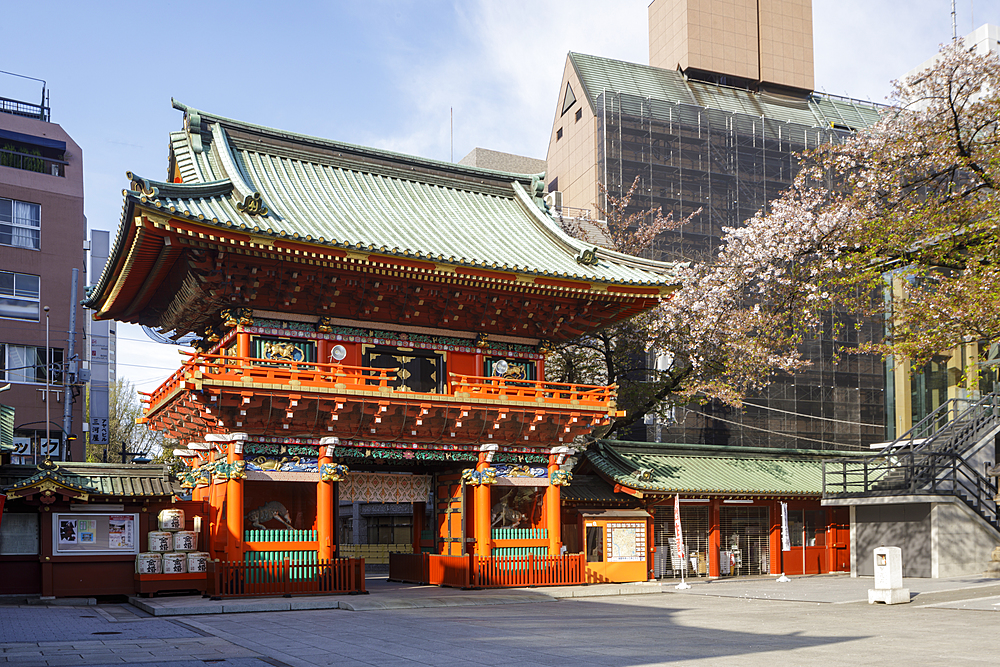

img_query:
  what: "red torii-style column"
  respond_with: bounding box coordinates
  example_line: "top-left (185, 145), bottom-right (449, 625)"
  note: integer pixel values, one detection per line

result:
top-left (475, 444), bottom-right (498, 557)
top-left (206, 432), bottom-right (248, 562)
top-left (546, 446), bottom-right (572, 555)
top-left (317, 436), bottom-right (340, 561)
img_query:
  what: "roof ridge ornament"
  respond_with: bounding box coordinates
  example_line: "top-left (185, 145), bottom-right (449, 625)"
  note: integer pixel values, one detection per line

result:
top-left (236, 192), bottom-right (269, 217)
top-left (576, 247), bottom-right (599, 266)
top-left (127, 172), bottom-right (158, 198)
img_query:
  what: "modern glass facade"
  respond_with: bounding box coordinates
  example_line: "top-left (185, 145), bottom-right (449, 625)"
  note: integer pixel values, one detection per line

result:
top-left (595, 90), bottom-right (886, 450)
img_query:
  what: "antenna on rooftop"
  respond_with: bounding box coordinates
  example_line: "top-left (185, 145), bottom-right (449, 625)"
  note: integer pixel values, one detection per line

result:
top-left (450, 107), bottom-right (454, 162)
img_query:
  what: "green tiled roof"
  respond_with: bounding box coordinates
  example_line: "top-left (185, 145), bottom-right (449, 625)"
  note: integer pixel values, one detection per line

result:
top-left (1, 462), bottom-right (177, 498)
top-left (585, 441), bottom-right (832, 496)
top-left (568, 52), bottom-right (883, 132)
top-left (561, 474), bottom-right (631, 503)
top-left (83, 101), bottom-right (681, 311)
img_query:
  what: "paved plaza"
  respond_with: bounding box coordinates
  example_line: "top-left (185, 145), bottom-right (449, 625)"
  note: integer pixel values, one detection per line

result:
top-left (3, 575), bottom-right (1000, 666)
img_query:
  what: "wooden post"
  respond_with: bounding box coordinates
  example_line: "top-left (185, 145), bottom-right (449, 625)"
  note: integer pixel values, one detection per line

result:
top-left (545, 450), bottom-right (562, 556)
top-left (236, 330), bottom-right (250, 361)
top-left (769, 499), bottom-right (782, 576)
top-left (475, 446), bottom-right (494, 558)
top-left (317, 446), bottom-right (335, 561)
top-left (223, 438), bottom-right (245, 563)
top-left (412, 501), bottom-right (426, 554)
top-left (708, 498), bottom-right (721, 578)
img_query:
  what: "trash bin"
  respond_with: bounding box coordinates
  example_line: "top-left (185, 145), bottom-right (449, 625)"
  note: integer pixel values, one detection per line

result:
top-left (868, 546), bottom-right (909, 604)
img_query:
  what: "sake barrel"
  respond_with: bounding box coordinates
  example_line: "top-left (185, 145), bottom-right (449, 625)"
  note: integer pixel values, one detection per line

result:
top-left (148, 531), bottom-right (173, 552)
top-left (186, 552), bottom-right (210, 573)
top-left (162, 552), bottom-right (187, 574)
top-left (158, 508), bottom-right (185, 531)
top-left (136, 553), bottom-right (162, 574)
top-left (173, 531), bottom-right (198, 552)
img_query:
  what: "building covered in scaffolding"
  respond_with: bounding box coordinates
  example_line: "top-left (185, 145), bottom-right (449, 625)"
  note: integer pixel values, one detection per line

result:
top-left (545, 0), bottom-right (887, 450)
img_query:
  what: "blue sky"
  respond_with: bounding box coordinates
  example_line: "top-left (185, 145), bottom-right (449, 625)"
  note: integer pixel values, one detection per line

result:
top-left (1, 0), bottom-right (989, 392)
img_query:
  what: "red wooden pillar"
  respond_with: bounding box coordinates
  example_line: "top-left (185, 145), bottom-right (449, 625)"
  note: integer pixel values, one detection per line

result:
top-left (769, 499), bottom-right (782, 576)
top-left (412, 502), bottom-right (426, 554)
top-left (317, 440), bottom-right (335, 561)
top-left (545, 447), bottom-right (567, 555)
top-left (211, 433), bottom-right (246, 563)
top-left (708, 498), bottom-right (721, 578)
top-left (236, 330), bottom-right (250, 360)
top-left (475, 445), bottom-right (497, 557)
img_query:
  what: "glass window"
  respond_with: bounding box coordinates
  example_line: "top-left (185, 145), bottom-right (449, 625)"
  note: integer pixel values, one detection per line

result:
top-left (586, 525), bottom-right (604, 562)
top-left (0, 198), bottom-right (41, 249)
top-left (0, 271), bottom-right (40, 320)
top-left (2, 344), bottom-right (62, 383)
top-left (365, 515), bottom-right (412, 545)
top-left (788, 510), bottom-right (825, 547)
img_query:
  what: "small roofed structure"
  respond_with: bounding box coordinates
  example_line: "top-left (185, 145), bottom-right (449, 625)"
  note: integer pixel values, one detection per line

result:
top-left (578, 441), bottom-right (854, 580)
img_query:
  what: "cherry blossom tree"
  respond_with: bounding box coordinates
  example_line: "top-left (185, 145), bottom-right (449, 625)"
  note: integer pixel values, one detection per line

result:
top-left (644, 40), bottom-right (1000, 415)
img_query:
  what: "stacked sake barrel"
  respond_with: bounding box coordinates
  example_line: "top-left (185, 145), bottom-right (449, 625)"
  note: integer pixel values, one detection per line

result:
top-left (136, 508), bottom-right (209, 575)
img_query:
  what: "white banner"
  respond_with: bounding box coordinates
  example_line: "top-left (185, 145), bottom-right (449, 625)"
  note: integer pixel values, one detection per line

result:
top-left (780, 501), bottom-right (791, 552)
top-left (673, 494), bottom-right (685, 561)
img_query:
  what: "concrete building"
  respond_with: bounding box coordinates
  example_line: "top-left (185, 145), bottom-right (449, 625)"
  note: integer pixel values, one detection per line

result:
top-left (0, 82), bottom-right (86, 462)
top-left (545, 0), bottom-right (886, 450)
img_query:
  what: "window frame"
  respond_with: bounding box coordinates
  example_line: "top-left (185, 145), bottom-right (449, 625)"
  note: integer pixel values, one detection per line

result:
top-left (1, 343), bottom-right (63, 384)
top-left (0, 270), bottom-right (40, 321)
top-left (0, 197), bottom-right (41, 250)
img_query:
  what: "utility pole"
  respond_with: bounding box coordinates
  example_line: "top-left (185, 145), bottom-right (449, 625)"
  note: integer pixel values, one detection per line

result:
top-left (62, 268), bottom-right (78, 461)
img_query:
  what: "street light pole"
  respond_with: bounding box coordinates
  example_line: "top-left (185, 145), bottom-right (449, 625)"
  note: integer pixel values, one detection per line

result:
top-left (43, 305), bottom-right (50, 465)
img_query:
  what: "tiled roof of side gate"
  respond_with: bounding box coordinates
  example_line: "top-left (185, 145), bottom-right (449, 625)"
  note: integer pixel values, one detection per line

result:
top-left (84, 101), bottom-right (681, 311)
top-left (568, 52), bottom-right (884, 132)
top-left (584, 441), bottom-right (840, 496)
top-left (0, 462), bottom-right (178, 498)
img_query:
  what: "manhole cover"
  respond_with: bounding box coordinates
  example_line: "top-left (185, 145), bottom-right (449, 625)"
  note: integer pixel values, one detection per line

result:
top-left (91, 632), bottom-right (122, 635)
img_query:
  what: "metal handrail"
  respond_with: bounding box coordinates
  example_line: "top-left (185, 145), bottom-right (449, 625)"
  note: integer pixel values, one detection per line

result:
top-left (823, 393), bottom-right (1000, 528)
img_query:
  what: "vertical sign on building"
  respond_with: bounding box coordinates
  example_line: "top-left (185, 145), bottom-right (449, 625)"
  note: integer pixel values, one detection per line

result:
top-left (88, 230), bottom-right (112, 448)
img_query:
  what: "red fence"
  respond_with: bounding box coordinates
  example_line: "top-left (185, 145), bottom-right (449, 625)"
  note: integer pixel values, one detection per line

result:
top-left (474, 554), bottom-right (585, 588)
top-left (209, 557), bottom-right (365, 598)
top-left (389, 553), bottom-right (584, 588)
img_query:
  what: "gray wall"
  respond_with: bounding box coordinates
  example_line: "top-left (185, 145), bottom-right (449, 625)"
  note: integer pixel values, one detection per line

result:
top-left (856, 503), bottom-right (931, 577)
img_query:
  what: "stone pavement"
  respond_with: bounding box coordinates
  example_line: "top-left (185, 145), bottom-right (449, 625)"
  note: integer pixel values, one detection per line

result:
top-left (0, 601), bottom-right (271, 667)
top-left (130, 577), bottom-right (665, 615)
top-left (4, 574), bottom-right (1000, 666)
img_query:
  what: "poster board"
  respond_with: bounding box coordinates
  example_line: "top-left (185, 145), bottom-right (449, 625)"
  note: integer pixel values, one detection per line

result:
top-left (52, 513), bottom-right (138, 555)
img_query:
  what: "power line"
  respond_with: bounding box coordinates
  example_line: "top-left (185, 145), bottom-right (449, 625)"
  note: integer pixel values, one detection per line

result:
top-left (740, 401), bottom-right (883, 429)
top-left (681, 408), bottom-right (871, 450)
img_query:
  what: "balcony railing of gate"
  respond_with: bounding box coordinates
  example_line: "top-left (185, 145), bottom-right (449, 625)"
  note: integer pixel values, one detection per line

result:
top-left (143, 352), bottom-right (616, 414)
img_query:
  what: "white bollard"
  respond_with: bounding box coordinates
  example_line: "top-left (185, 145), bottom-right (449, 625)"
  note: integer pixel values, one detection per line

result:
top-left (868, 546), bottom-right (910, 604)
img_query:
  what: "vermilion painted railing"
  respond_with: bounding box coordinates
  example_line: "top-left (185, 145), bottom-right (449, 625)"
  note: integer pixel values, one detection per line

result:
top-left (473, 553), bottom-right (585, 587)
top-left (142, 354), bottom-right (398, 412)
top-left (142, 352), bottom-right (617, 414)
top-left (449, 374), bottom-right (614, 408)
top-left (209, 557), bottom-right (365, 598)
top-left (388, 553), bottom-right (585, 588)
